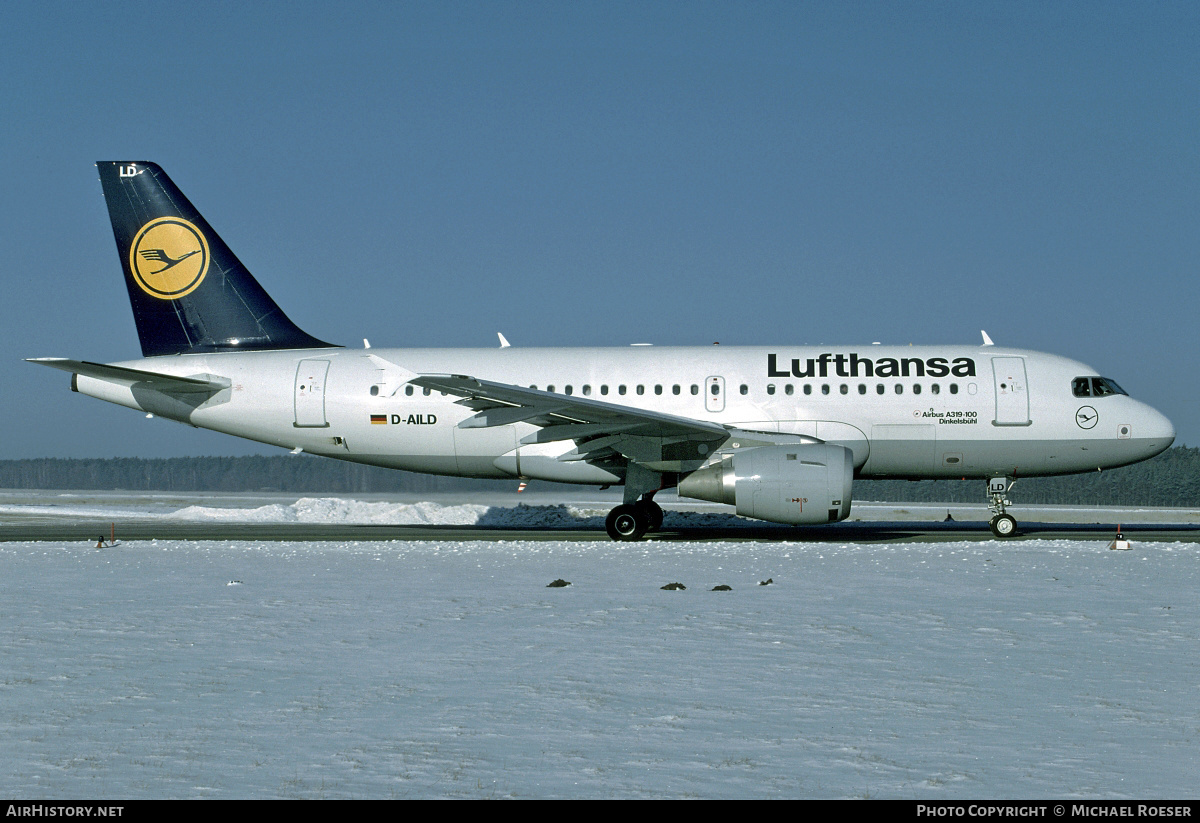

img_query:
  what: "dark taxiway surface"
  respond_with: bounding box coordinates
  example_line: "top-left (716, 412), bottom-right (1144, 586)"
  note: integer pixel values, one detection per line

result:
top-left (3, 520), bottom-right (1197, 544)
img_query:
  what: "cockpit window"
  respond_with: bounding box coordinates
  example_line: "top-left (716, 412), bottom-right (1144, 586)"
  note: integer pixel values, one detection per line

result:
top-left (1073, 376), bottom-right (1128, 398)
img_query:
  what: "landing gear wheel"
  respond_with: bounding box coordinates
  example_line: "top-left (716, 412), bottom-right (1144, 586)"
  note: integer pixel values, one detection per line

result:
top-left (606, 504), bottom-right (649, 541)
top-left (638, 499), bottom-right (664, 532)
top-left (989, 513), bottom-right (1018, 538)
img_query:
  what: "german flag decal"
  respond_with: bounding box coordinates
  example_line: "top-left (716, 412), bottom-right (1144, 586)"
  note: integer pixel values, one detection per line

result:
top-left (370, 415), bottom-right (387, 425)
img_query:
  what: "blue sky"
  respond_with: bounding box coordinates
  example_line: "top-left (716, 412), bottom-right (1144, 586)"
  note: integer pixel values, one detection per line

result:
top-left (2, 1), bottom-right (1197, 458)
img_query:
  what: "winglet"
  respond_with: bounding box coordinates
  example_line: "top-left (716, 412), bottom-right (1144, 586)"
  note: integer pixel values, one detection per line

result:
top-left (981, 330), bottom-right (994, 346)
top-left (498, 333), bottom-right (511, 348)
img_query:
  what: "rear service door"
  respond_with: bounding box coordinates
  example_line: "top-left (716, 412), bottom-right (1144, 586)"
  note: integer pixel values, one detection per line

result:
top-left (294, 359), bottom-right (330, 428)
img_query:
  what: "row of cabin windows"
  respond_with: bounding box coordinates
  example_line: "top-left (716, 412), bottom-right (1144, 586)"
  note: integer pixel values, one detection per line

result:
top-left (388, 382), bottom-right (960, 397)
top-left (391, 384), bottom-right (699, 398)
top-left (761, 382), bottom-right (959, 396)
top-left (535, 384), bottom-right (701, 397)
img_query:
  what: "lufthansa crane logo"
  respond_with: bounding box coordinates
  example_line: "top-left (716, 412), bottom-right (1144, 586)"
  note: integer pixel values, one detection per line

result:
top-left (129, 217), bottom-right (210, 299)
top-left (1076, 405), bottom-right (1098, 429)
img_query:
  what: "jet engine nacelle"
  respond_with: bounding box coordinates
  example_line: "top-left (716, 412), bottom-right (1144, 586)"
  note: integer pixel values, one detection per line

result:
top-left (677, 443), bottom-right (854, 525)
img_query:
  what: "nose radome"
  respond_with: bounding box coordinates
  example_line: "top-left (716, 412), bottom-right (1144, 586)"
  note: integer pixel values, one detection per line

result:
top-left (1140, 404), bottom-right (1176, 452)
top-left (1157, 409), bottom-right (1176, 445)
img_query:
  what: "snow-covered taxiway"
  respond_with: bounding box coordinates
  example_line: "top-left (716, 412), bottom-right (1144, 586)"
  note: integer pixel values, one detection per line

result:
top-left (1, 492), bottom-right (1197, 798)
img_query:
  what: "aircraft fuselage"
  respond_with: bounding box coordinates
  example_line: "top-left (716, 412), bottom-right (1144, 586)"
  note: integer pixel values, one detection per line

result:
top-left (75, 343), bottom-right (1174, 485)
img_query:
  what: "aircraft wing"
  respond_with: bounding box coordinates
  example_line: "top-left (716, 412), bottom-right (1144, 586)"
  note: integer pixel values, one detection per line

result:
top-left (27, 358), bottom-right (230, 394)
top-left (410, 373), bottom-right (731, 467)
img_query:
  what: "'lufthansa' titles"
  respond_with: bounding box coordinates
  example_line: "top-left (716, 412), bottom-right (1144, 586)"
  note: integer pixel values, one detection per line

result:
top-left (767, 353), bottom-right (976, 379)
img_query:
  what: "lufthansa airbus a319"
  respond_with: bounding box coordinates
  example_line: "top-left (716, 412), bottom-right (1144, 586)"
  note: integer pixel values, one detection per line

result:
top-left (29, 162), bottom-right (1176, 540)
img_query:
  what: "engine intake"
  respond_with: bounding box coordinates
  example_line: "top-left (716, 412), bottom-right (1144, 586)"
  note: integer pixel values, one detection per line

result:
top-left (677, 443), bottom-right (854, 525)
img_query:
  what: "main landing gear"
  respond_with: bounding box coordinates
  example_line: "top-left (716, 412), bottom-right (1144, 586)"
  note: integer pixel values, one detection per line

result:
top-left (987, 476), bottom-right (1018, 538)
top-left (605, 497), bottom-right (664, 541)
top-left (606, 463), bottom-right (666, 542)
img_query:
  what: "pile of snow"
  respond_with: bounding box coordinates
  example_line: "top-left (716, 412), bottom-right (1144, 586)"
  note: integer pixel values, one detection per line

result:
top-left (166, 497), bottom-right (760, 529)
top-left (169, 497), bottom-right (491, 526)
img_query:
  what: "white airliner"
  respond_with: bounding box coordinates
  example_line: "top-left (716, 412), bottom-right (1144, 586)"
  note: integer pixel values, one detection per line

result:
top-left (30, 162), bottom-right (1176, 540)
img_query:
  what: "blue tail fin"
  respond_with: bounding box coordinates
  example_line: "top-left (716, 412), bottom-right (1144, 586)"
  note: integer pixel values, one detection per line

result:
top-left (96, 162), bottom-right (337, 357)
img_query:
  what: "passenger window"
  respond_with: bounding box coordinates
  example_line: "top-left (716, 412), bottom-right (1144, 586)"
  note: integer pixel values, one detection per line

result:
top-left (803, 384), bottom-right (812, 395)
top-left (876, 384), bottom-right (885, 395)
top-left (600, 385), bottom-right (608, 395)
top-left (405, 385), bottom-right (414, 396)
top-left (840, 384), bottom-right (848, 395)
top-left (565, 385), bottom-right (573, 395)
top-left (895, 384), bottom-right (903, 394)
top-left (821, 384), bottom-right (830, 395)
top-left (740, 385), bottom-right (748, 395)
top-left (547, 385), bottom-right (554, 393)
top-left (691, 385), bottom-right (699, 395)
top-left (949, 384), bottom-right (958, 395)
top-left (654, 385), bottom-right (663, 395)
top-left (785, 384), bottom-right (794, 395)
top-left (710, 383), bottom-right (720, 396)
top-left (582, 385), bottom-right (591, 396)
top-left (423, 387), bottom-right (431, 396)
top-left (672, 385), bottom-right (681, 395)
top-left (636, 385), bottom-right (645, 395)
top-left (619, 385), bottom-right (627, 395)
top-left (931, 383), bottom-right (940, 394)
top-left (858, 384), bottom-right (866, 395)
top-left (767, 384), bottom-right (776, 395)
top-left (913, 384), bottom-right (922, 395)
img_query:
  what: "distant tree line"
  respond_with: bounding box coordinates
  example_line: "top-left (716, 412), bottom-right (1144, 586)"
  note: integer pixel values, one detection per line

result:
top-left (0, 446), bottom-right (1196, 506)
top-left (0, 455), bottom-right (516, 494)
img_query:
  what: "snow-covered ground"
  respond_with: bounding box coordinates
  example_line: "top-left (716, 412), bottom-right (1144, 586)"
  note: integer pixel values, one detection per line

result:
top-left (1, 493), bottom-right (1198, 798)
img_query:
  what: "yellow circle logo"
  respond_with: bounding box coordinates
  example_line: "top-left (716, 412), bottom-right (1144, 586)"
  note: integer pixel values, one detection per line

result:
top-left (129, 217), bottom-right (210, 299)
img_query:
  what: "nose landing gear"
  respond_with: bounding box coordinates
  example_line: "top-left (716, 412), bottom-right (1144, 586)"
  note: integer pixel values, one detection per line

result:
top-left (987, 476), bottom-right (1019, 538)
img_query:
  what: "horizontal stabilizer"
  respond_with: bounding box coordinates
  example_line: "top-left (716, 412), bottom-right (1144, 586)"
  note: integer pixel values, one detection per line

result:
top-left (27, 358), bottom-right (230, 393)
